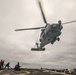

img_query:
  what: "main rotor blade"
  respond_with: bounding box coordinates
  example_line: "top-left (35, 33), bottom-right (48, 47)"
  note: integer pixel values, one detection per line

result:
top-left (38, 0), bottom-right (47, 24)
top-left (62, 20), bottom-right (76, 25)
top-left (15, 26), bottom-right (45, 31)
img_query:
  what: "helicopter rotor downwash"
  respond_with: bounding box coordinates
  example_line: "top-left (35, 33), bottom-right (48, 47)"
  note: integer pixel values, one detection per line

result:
top-left (15, 0), bottom-right (76, 51)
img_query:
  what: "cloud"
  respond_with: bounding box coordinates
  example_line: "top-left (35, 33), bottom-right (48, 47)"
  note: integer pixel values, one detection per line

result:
top-left (0, 0), bottom-right (76, 69)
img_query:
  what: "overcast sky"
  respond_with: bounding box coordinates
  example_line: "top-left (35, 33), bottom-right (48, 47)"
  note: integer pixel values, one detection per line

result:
top-left (0, 0), bottom-right (76, 69)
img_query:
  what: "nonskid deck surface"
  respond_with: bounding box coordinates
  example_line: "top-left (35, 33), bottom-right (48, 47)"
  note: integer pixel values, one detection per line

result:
top-left (0, 69), bottom-right (73, 75)
top-left (0, 70), bottom-right (15, 75)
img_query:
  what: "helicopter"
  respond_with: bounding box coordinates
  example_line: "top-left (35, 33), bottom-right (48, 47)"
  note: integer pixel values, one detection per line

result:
top-left (15, 0), bottom-right (76, 51)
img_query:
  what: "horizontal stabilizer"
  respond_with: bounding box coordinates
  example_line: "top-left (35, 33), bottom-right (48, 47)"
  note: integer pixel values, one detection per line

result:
top-left (31, 48), bottom-right (45, 51)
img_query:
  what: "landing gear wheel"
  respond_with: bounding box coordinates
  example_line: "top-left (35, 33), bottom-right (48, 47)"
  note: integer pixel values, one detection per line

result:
top-left (39, 39), bottom-right (42, 42)
top-left (57, 38), bottom-right (60, 41)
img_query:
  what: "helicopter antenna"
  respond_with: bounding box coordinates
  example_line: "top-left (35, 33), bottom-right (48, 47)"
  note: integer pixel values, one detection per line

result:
top-left (63, 20), bottom-right (76, 25)
top-left (38, 0), bottom-right (47, 24)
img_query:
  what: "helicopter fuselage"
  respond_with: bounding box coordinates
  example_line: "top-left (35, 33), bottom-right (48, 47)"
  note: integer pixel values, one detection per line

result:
top-left (39, 23), bottom-right (63, 48)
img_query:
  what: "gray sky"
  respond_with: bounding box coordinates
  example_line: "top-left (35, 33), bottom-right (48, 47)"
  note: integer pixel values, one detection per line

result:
top-left (0, 0), bottom-right (76, 69)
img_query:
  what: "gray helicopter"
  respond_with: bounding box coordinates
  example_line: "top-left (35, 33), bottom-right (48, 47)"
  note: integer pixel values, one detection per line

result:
top-left (15, 0), bottom-right (76, 51)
